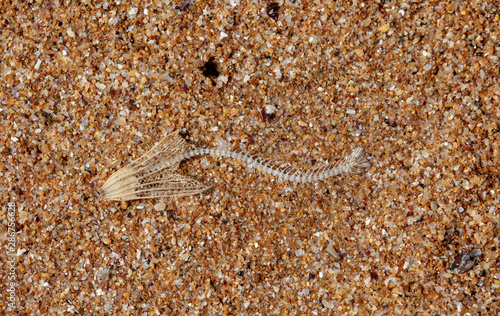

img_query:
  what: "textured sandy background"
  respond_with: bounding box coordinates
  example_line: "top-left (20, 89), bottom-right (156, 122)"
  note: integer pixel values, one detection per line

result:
top-left (1, 0), bottom-right (500, 314)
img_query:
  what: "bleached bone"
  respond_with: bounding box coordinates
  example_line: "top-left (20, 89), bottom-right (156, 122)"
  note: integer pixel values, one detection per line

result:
top-left (100, 131), bottom-right (370, 201)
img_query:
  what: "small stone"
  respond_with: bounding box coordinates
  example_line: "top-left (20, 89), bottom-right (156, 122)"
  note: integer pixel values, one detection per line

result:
top-left (95, 82), bottom-right (106, 90)
top-left (470, 249), bottom-right (482, 257)
top-left (19, 210), bottom-right (28, 224)
top-left (219, 75), bottom-right (228, 83)
top-left (253, 273), bottom-right (261, 283)
top-left (154, 201), bottom-right (166, 211)
top-left (326, 244), bottom-right (341, 260)
top-left (116, 116), bottom-right (126, 126)
top-left (66, 27), bottom-right (75, 38)
top-left (431, 201), bottom-right (438, 211)
top-left (95, 267), bottom-right (110, 282)
top-left (179, 251), bottom-right (189, 261)
top-left (323, 300), bottom-right (335, 309)
top-left (379, 24), bottom-right (391, 32)
top-left (451, 251), bottom-right (479, 273)
top-left (46, 163), bottom-right (55, 174)
top-left (462, 180), bottom-right (472, 190)
top-left (53, 113), bottom-right (65, 122)
top-left (265, 104), bottom-right (277, 114)
top-left (266, 2), bottom-right (280, 20)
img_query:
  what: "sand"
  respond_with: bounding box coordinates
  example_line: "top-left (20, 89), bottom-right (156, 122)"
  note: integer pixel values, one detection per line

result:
top-left (1, 0), bottom-right (499, 314)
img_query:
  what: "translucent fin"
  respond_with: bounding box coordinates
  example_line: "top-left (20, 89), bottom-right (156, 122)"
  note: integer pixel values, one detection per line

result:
top-left (100, 132), bottom-right (209, 201)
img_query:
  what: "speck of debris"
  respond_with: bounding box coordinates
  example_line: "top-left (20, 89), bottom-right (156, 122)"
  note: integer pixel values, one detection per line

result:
top-left (201, 57), bottom-right (219, 78)
top-left (451, 250), bottom-right (481, 273)
top-left (266, 2), bottom-right (280, 20)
